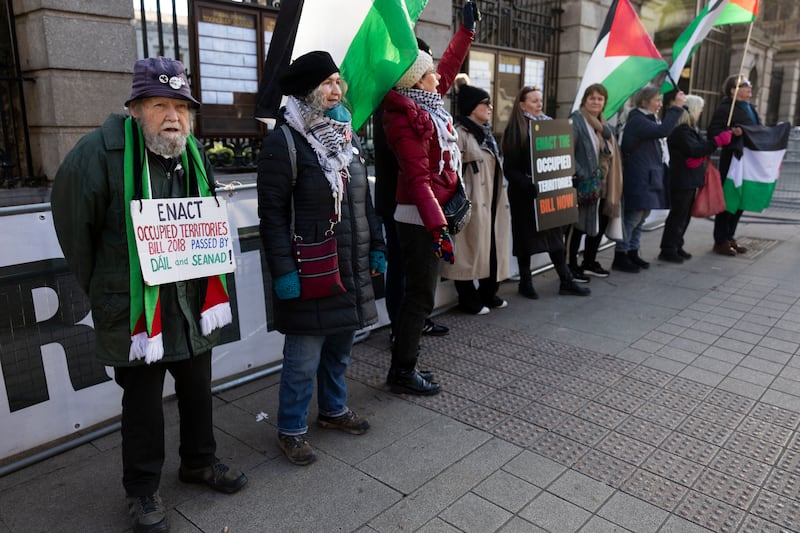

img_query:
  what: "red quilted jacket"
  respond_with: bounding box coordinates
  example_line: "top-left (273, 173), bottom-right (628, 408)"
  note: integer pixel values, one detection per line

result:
top-left (381, 26), bottom-right (473, 232)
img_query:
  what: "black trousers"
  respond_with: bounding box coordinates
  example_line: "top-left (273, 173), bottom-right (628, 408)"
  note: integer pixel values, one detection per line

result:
top-left (518, 249), bottom-right (571, 284)
top-left (566, 200), bottom-right (609, 268)
top-left (114, 351), bottom-right (216, 497)
top-left (713, 208), bottom-right (744, 245)
top-left (660, 188), bottom-right (696, 253)
top-left (393, 223), bottom-right (441, 370)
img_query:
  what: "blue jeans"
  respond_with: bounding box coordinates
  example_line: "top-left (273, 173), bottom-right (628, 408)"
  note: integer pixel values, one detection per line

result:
top-left (278, 331), bottom-right (354, 436)
top-left (616, 209), bottom-right (650, 252)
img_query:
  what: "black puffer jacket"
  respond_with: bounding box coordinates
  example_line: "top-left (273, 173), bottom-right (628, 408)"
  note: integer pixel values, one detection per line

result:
top-left (257, 122), bottom-right (384, 335)
top-left (667, 124), bottom-right (718, 190)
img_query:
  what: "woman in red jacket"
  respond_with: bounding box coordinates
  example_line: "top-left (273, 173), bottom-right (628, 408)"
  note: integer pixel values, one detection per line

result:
top-left (381, 2), bottom-right (478, 395)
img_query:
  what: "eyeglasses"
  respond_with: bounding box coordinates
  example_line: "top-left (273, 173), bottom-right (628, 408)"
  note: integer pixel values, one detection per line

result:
top-left (738, 81), bottom-right (752, 88)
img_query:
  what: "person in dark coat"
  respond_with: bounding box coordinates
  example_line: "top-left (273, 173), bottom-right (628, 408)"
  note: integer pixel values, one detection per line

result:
top-left (707, 75), bottom-right (759, 256)
top-left (613, 85), bottom-right (686, 273)
top-left (51, 57), bottom-right (247, 533)
top-left (372, 38), bottom-right (450, 343)
top-left (659, 94), bottom-right (733, 262)
top-left (502, 86), bottom-right (590, 298)
top-left (257, 51), bottom-right (386, 466)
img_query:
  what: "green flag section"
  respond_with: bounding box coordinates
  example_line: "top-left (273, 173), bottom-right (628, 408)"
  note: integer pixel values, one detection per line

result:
top-left (724, 123), bottom-right (790, 213)
top-left (714, 0), bottom-right (758, 25)
top-left (665, 0), bottom-right (730, 92)
top-left (291, 0), bottom-right (428, 131)
top-left (572, 0), bottom-right (667, 119)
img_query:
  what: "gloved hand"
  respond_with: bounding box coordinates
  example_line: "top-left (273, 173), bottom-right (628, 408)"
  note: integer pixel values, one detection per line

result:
top-left (462, 1), bottom-right (481, 32)
top-left (714, 130), bottom-right (733, 147)
top-left (274, 270), bottom-right (301, 300)
top-left (685, 156), bottom-right (705, 169)
top-left (432, 227), bottom-right (455, 264)
top-left (369, 250), bottom-right (387, 274)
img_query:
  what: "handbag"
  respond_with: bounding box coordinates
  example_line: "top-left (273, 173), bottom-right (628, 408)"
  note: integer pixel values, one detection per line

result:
top-left (691, 158), bottom-right (726, 218)
top-left (279, 124), bottom-right (346, 300)
top-left (442, 178), bottom-right (472, 234)
top-left (574, 170), bottom-right (602, 206)
top-left (293, 232), bottom-right (346, 300)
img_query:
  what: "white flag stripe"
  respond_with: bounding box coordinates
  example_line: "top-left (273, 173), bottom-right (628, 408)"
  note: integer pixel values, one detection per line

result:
top-left (668, 0), bottom-right (730, 84)
top-left (293, 0), bottom-right (373, 64)
top-left (728, 148), bottom-right (786, 187)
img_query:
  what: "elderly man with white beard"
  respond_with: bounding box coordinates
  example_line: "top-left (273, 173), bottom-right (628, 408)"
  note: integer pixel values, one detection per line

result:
top-left (51, 57), bottom-right (247, 533)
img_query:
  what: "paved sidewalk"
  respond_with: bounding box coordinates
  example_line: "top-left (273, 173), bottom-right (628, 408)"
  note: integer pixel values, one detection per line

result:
top-left (1, 212), bottom-right (799, 533)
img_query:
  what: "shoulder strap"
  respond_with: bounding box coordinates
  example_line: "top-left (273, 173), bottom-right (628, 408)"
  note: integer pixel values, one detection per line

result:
top-left (279, 123), bottom-right (297, 188)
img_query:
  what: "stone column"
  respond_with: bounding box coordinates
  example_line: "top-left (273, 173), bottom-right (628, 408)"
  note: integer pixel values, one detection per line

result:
top-left (558, 0), bottom-right (606, 119)
top-left (12, 0), bottom-right (137, 181)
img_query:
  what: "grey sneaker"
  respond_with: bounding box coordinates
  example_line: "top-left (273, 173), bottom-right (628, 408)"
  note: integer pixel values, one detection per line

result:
top-left (317, 409), bottom-right (370, 435)
top-left (277, 433), bottom-right (317, 465)
top-left (127, 492), bottom-right (169, 533)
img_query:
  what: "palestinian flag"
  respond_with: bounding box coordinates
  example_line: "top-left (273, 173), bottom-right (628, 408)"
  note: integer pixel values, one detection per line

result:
top-left (571, 0), bottom-right (667, 119)
top-left (714, 0), bottom-right (758, 25)
top-left (724, 123), bottom-right (790, 213)
top-left (255, 0), bottom-right (428, 131)
top-left (665, 0), bottom-right (730, 92)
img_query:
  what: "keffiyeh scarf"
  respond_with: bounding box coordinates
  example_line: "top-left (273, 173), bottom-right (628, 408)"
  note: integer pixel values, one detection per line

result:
top-left (398, 87), bottom-right (461, 175)
top-left (284, 96), bottom-right (353, 219)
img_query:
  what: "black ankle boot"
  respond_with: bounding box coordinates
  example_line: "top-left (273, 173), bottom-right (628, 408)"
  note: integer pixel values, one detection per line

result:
top-left (612, 251), bottom-right (640, 273)
top-left (386, 367), bottom-right (434, 385)
top-left (518, 278), bottom-right (539, 299)
top-left (559, 279), bottom-right (591, 296)
top-left (627, 249), bottom-right (650, 269)
top-left (390, 369), bottom-right (441, 396)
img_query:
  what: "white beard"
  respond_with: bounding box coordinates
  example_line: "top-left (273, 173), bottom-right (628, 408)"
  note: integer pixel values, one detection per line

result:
top-left (141, 127), bottom-right (189, 158)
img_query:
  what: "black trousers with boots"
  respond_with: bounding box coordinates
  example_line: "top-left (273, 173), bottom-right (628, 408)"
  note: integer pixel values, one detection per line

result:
top-left (114, 351), bottom-right (216, 497)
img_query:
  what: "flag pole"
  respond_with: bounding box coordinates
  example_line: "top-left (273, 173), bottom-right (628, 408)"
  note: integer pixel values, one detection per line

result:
top-left (726, 21), bottom-right (755, 127)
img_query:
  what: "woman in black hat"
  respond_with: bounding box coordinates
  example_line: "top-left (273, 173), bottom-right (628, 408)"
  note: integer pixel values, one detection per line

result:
top-left (257, 51), bottom-right (386, 466)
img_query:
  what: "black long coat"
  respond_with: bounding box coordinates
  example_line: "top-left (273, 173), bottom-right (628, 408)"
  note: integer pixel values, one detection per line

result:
top-left (257, 123), bottom-right (385, 335)
top-left (503, 124), bottom-right (564, 256)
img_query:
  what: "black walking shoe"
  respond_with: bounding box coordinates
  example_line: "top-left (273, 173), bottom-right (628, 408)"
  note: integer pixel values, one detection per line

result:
top-left (627, 250), bottom-right (650, 269)
top-left (581, 261), bottom-right (610, 277)
top-left (569, 266), bottom-right (591, 283)
top-left (127, 492), bottom-right (169, 533)
top-left (658, 251), bottom-right (684, 264)
top-left (389, 369), bottom-right (441, 396)
top-left (518, 280), bottom-right (539, 299)
top-left (677, 248), bottom-right (692, 260)
top-left (612, 252), bottom-right (640, 273)
top-left (386, 367), bottom-right (435, 385)
top-left (179, 460), bottom-right (248, 494)
top-left (421, 319), bottom-right (449, 336)
top-left (559, 280), bottom-right (591, 296)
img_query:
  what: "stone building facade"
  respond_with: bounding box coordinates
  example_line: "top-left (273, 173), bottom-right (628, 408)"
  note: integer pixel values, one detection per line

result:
top-left (2, 0), bottom-right (798, 205)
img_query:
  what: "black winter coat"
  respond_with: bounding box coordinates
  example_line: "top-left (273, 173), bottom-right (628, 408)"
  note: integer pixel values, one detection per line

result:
top-left (707, 96), bottom-right (760, 179)
top-left (667, 124), bottom-right (718, 190)
top-left (257, 123), bottom-right (385, 335)
top-left (502, 122), bottom-right (565, 256)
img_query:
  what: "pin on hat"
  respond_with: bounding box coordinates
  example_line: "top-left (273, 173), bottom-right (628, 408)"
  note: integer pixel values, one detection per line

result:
top-left (125, 57), bottom-right (200, 108)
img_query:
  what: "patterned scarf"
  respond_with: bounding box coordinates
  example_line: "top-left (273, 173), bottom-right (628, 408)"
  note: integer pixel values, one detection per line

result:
top-left (397, 87), bottom-right (461, 175)
top-left (523, 111), bottom-right (552, 121)
top-left (581, 107), bottom-right (623, 218)
top-left (123, 117), bottom-right (232, 364)
top-left (284, 96), bottom-right (352, 219)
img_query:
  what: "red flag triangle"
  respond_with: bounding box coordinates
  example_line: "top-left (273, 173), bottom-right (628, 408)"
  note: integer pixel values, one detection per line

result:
top-left (606, 0), bottom-right (663, 59)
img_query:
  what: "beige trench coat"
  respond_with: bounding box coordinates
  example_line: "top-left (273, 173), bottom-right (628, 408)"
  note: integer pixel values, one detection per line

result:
top-left (442, 123), bottom-right (511, 281)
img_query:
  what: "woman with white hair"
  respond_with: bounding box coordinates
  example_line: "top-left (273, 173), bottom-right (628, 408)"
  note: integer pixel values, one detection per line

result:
top-left (659, 94), bottom-right (732, 263)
